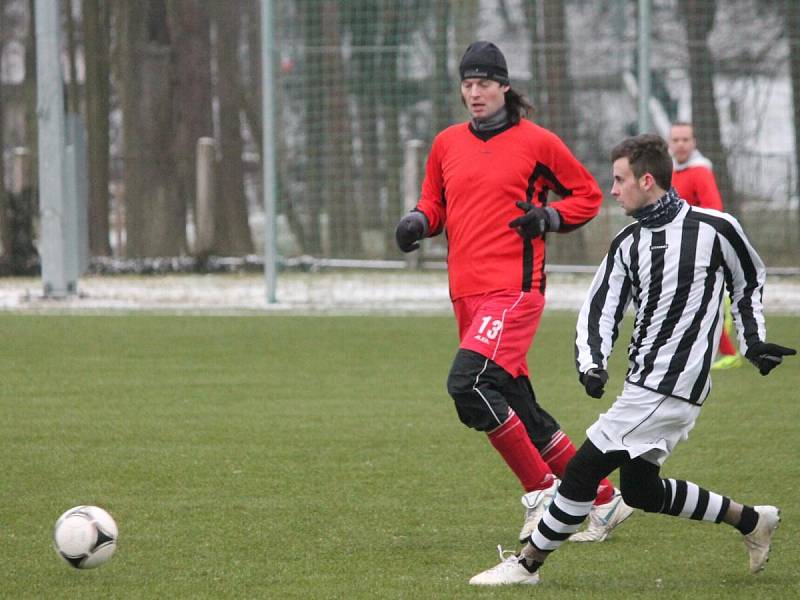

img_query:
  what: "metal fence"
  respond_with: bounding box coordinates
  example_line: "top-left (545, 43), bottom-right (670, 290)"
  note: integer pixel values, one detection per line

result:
top-left (0, 0), bottom-right (798, 291)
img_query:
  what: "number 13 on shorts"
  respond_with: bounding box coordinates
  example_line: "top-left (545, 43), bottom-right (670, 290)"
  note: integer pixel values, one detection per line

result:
top-left (475, 315), bottom-right (503, 344)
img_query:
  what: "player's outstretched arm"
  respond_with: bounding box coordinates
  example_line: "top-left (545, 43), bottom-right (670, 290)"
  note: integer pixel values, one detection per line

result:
top-left (744, 342), bottom-right (796, 376)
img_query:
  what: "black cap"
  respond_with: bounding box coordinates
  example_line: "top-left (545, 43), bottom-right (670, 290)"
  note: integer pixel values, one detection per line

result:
top-left (459, 41), bottom-right (509, 86)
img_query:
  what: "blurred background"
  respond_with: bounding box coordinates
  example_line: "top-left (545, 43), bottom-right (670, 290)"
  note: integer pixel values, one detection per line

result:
top-left (0, 0), bottom-right (798, 294)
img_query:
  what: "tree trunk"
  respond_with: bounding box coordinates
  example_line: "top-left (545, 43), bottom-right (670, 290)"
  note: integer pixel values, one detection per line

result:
top-left (0, 0), bottom-right (6, 261)
top-left (432, 2), bottom-right (451, 134)
top-left (680, 0), bottom-right (736, 214)
top-left (82, 0), bottom-right (111, 256)
top-left (541, 0), bottom-right (576, 146)
top-left (522, 0), bottom-right (543, 112)
top-left (320, 0), bottom-right (360, 257)
top-left (168, 0), bottom-right (213, 256)
top-left (301, 7), bottom-right (324, 255)
top-left (786, 1), bottom-right (800, 202)
top-left (348, 1), bottom-right (382, 233)
top-left (211, 1), bottom-right (253, 255)
top-left (119, 0), bottom-right (183, 257)
top-left (24, 0), bottom-right (37, 212)
top-left (380, 9), bottom-right (404, 253)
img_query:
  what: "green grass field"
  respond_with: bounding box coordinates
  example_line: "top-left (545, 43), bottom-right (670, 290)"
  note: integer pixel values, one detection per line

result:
top-left (2, 312), bottom-right (798, 599)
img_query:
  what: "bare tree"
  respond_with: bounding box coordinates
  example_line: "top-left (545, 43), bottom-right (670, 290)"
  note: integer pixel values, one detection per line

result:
top-left (119, 0), bottom-right (183, 257)
top-left (522, 0), bottom-right (543, 113)
top-left (0, 1), bottom-right (5, 177)
top-left (301, 6), bottom-right (324, 255)
top-left (0, 0), bottom-right (7, 262)
top-left (168, 0), bottom-right (213, 256)
top-left (541, 0), bottom-right (577, 146)
top-left (82, 0), bottom-right (111, 256)
top-left (432, 1), bottom-right (451, 134)
top-left (346, 1), bottom-right (383, 236)
top-left (320, 0), bottom-right (360, 257)
top-left (210, 0), bottom-right (253, 256)
top-left (679, 0), bottom-right (736, 213)
top-left (787, 1), bottom-right (800, 201)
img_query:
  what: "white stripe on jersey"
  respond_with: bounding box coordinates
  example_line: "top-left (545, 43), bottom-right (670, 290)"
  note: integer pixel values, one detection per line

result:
top-left (576, 203), bottom-right (766, 405)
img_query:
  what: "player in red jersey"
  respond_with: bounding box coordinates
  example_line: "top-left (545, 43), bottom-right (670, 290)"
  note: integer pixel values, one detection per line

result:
top-left (395, 41), bottom-right (632, 545)
top-left (669, 122), bottom-right (741, 369)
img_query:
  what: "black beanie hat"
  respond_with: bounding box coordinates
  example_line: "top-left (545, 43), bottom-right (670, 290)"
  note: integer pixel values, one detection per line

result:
top-left (459, 41), bottom-right (509, 85)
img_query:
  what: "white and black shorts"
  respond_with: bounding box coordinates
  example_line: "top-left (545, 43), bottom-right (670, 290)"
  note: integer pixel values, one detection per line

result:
top-left (586, 381), bottom-right (702, 467)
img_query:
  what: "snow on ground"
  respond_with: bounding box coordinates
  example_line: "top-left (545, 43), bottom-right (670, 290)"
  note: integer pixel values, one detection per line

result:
top-left (0, 271), bottom-right (798, 316)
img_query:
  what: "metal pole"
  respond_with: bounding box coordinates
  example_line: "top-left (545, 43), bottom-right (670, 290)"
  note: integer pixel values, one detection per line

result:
top-left (637, 0), bottom-right (652, 134)
top-left (36, 0), bottom-right (76, 297)
top-left (260, 0), bottom-right (278, 304)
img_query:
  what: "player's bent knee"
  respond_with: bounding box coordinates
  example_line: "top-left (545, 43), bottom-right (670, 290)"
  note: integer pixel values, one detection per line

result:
top-left (446, 375), bottom-right (497, 431)
top-left (446, 350), bottom-right (510, 432)
top-left (619, 462), bottom-right (664, 512)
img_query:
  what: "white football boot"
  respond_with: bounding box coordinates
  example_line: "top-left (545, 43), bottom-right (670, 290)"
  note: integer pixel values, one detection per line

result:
top-left (468, 545), bottom-right (540, 586)
top-left (518, 477), bottom-right (559, 543)
top-left (568, 488), bottom-right (634, 543)
top-left (744, 505), bottom-right (780, 574)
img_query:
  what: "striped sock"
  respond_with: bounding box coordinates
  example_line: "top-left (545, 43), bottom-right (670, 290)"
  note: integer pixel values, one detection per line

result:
top-left (661, 479), bottom-right (730, 523)
top-left (531, 492), bottom-right (593, 552)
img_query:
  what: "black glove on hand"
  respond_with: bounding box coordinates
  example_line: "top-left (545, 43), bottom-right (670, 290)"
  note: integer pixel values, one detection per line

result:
top-left (508, 201), bottom-right (555, 239)
top-left (580, 368), bottom-right (608, 399)
top-left (744, 342), bottom-right (796, 376)
top-left (395, 211), bottom-right (428, 253)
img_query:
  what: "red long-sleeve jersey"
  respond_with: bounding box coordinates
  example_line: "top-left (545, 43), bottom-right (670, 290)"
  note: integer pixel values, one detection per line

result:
top-left (415, 120), bottom-right (602, 300)
top-left (672, 166), bottom-right (724, 211)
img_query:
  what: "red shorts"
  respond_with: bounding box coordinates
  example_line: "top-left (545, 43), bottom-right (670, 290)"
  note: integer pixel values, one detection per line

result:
top-left (453, 289), bottom-right (545, 378)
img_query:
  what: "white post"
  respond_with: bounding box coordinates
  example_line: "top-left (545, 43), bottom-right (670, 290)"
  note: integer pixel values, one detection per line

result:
top-left (11, 148), bottom-right (31, 194)
top-left (195, 137), bottom-right (216, 256)
top-left (36, 0), bottom-right (76, 297)
top-left (260, 0), bottom-right (278, 303)
top-left (403, 139), bottom-right (423, 269)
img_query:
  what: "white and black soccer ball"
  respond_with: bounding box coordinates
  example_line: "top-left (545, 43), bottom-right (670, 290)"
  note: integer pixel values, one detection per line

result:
top-left (53, 505), bottom-right (118, 569)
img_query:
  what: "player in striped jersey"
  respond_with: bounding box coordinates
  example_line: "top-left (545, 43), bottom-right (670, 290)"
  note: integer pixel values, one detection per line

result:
top-left (470, 134), bottom-right (795, 586)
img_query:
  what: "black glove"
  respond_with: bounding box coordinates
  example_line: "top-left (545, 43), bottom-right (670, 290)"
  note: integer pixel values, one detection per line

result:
top-left (395, 211), bottom-right (428, 253)
top-left (744, 342), bottom-right (796, 376)
top-left (580, 368), bottom-right (608, 399)
top-left (508, 201), bottom-right (557, 239)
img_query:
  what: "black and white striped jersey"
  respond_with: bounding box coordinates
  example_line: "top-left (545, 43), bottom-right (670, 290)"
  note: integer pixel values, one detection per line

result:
top-left (575, 202), bottom-right (766, 405)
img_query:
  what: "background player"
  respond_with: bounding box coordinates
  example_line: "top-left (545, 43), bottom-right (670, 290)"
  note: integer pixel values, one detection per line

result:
top-left (669, 122), bottom-right (741, 369)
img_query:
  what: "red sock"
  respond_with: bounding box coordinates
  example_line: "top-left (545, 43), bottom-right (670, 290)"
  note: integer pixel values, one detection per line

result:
top-left (718, 330), bottom-right (736, 356)
top-left (541, 430), bottom-right (615, 505)
top-left (487, 413), bottom-right (553, 492)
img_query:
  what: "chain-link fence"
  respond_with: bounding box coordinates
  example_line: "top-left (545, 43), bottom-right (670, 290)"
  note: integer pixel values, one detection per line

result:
top-left (271, 0), bottom-right (799, 269)
top-left (0, 0), bottom-right (798, 282)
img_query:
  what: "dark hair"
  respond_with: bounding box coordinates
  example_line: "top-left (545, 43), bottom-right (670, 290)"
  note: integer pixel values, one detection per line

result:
top-left (505, 87), bottom-right (533, 125)
top-left (611, 134), bottom-right (672, 190)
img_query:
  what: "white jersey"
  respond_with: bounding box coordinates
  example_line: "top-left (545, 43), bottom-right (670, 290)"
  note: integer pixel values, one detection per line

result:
top-left (575, 202), bottom-right (766, 405)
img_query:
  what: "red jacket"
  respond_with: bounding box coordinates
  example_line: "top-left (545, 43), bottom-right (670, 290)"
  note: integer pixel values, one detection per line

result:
top-left (672, 165), bottom-right (724, 211)
top-left (416, 120), bottom-right (602, 300)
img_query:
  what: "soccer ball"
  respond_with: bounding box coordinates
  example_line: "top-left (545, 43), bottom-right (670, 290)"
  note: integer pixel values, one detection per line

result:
top-left (53, 505), bottom-right (118, 569)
